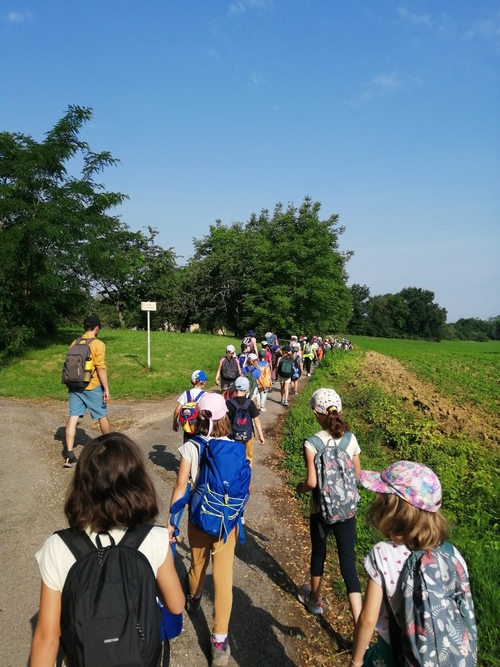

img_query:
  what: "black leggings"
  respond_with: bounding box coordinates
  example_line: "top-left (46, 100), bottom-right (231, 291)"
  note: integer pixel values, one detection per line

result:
top-left (309, 513), bottom-right (361, 594)
top-left (303, 357), bottom-right (312, 374)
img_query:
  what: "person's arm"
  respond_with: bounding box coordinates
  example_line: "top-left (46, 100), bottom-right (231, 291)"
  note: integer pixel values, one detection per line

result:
top-left (168, 455), bottom-right (192, 543)
top-left (350, 578), bottom-right (383, 666)
top-left (29, 583), bottom-right (62, 667)
top-left (172, 403), bottom-right (181, 432)
top-left (253, 415), bottom-right (265, 445)
top-left (156, 544), bottom-right (185, 615)
top-left (96, 368), bottom-right (110, 403)
top-left (215, 358), bottom-right (223, 386)
top-left (296, 445), bottom-right (317, 494)
top-left (169, 455), bottom-right (191, 509)
top-left (352, 453), bottom-right (361, 480)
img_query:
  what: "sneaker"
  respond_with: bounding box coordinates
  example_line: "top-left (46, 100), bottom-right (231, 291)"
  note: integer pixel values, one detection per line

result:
top-left (185, 591), bottom-right (202, 613)
top-left (63, 456), bottom-right (77, 468)
top-left (298, 583), bottom-right (323, 615)
top-left (260, 407), bottom-right (266, 412)
top-left (283, 400), bottom-right (289, 406)
top-left (307, 373), bottom-right (311, 377)
top-left (211, 636), bottom-right (230, 666)
top-left (185, 573), bottom-right (202, 613)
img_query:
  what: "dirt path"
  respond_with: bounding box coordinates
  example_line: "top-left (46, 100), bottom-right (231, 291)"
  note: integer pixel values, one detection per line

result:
top-left (0, 378), bottom-right (351, 667)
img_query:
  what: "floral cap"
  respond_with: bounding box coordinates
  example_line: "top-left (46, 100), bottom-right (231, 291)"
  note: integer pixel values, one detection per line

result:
top-left (309, 388), bottom-right (342, 414)
top-left (359, 461), bottom-right (442, 512)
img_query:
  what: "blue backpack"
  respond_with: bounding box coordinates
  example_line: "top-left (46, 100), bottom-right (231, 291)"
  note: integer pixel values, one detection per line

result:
top-left (185, 435), bottom-right (251, 546)
top-left (229, 398), bottom-right (253, 443)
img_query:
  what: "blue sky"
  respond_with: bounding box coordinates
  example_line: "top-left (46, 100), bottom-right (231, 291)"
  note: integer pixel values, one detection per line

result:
top-left (1, 0), bottom-right (499, 322)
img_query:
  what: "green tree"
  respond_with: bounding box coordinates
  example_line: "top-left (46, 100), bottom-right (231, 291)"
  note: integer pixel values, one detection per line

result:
top-left (0, 106), bottom-right (127, 350)
top-left (347, 284), bottom-right (371, 334)
top-left (188, 197), bottom-right (352, 337)
top-left (398, 287), bottom-right (447, 340)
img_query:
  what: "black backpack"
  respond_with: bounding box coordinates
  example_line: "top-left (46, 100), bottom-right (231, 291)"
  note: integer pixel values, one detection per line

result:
top-left (56, 524), bottom-right (164, 667)
top-left (61, 337), bottom-right (95, 390)
top-left (221, 356), bottom-right (239, 380)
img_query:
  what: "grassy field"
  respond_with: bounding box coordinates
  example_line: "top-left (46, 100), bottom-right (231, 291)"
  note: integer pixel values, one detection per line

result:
top-left (350, 336), bottom-right (500, 416)
top-left (0, 329), bottom-right (240, 400)
top-left (281, 344), bottom-right (499, 666)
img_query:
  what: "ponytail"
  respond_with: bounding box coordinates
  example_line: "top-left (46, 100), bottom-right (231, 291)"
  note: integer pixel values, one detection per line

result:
top-left (324, 406), bottom-right (349, 439)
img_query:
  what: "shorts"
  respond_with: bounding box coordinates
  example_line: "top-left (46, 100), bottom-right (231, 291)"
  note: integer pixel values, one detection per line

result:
top-left (69, 386), bottom-right (107, 420)
top-left (220, 378), bottom-right (236, 392)
top-left (278, 375), bottom-right (291, 384)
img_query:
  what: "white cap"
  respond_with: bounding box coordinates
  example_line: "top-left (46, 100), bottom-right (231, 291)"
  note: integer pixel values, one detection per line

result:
top-left (309, 388), bottom-right (342, 414)
top-left (226, 344), bottom-right (236, 353)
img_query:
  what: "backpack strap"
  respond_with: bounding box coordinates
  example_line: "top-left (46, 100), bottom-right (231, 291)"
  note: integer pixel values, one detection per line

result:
top-left (55, 527), bottom-right (97, 559)
top-left (196, 390), bottom-right (205, 401)
top-left (229, 398), bottom-right (240, 410)
top-left (186, 389), bottom-right (192, 403)
top-left (336, 432), bottom-right (352, 452)
top-left (242, 399), bottom-right (252, 411)
top-left (119, 523), bottom-right (155, 550)
top-left (305, 434), bottom-right (327, 455)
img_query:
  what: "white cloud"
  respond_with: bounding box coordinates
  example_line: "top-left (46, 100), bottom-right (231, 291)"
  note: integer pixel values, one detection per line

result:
top-left (363, 71), bottom-right (421, 100)
top-left (342, 71), bottom-right (422, 107)
top-left (398, 7), bottom-right (432, 29)
top-left (250, 72), bottom-right (265, 85)
top-left (228, 0), bottom-right (274, 16)
top-left (6, 11), bottom-right (26, 23)
top-left (466, 13), bottom-right (500, 42)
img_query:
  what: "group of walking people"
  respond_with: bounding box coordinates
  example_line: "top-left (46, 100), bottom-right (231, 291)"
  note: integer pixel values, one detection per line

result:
top-left (30, 320), bottom-right (477, 667)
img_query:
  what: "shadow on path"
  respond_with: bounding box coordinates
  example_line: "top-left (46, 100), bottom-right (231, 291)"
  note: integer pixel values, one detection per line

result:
top-left (148, 444), bottom-right (180, 474)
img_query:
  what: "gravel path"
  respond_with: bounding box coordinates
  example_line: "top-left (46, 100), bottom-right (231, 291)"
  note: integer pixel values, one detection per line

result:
top-left (0, 378), bottom-right (339, 667)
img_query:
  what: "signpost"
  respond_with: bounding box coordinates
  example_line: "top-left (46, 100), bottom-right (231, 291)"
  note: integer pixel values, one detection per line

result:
top-left (140, 302), bottom-right (157, 368)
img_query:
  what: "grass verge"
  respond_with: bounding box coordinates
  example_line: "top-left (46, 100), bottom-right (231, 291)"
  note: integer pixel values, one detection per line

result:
top-left (281, 349), bottom-right (499, 666)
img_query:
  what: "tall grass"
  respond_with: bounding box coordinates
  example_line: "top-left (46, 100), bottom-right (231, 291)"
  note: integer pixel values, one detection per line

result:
top-left (0, 329), bottom-right (241, 400)
top-left (281, 349), bottom-right (499, 665)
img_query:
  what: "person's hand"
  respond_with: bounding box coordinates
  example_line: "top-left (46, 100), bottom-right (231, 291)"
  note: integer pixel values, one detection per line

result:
top-left (172, 422), bottom-right (179, 432)
top-left (296, 481), bottom-right (305, 495)
top-left (215, 378), bottom-right (220, 385)
top-left (167, 523), bottom-right (180, 545)
top-left (103, 389), bottom-right (110, 403)
top-left (259, 435), bottom-right (265, 445)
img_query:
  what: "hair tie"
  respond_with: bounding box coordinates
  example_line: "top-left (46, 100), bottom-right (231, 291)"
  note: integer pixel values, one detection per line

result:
top-left (327, 406), bottom-right (338, 413)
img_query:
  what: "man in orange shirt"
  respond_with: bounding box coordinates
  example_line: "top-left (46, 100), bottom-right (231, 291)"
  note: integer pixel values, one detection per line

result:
top-left (64, 315), bottom-right (110, 467)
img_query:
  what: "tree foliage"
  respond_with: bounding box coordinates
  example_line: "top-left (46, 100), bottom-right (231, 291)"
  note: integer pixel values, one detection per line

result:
top-left (347, 286), bottom-right (447, 341)
top-left (187, 197), bottom-right (353, 337)
top-left (444, 316), bottom-right (500, 342)
top-left (0, 106), bottom-right (129, 349)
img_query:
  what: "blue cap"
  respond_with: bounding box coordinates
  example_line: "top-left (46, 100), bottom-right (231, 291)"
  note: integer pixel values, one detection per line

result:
top-left (191, 370), bottom-right (207, 383)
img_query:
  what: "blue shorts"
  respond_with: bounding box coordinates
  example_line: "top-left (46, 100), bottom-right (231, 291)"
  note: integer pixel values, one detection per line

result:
top-left (69, 386), bottom-right (107, 420)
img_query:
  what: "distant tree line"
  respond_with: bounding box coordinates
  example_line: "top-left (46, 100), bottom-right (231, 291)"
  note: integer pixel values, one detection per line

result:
top-left (444, 317), bottom-right (500, 342)
top-left (1, 106), bottom-right (496, 353)
top-left (347, 285), bottom-right (499, 342)
top-left (346, 284), bottom-right (448, 341)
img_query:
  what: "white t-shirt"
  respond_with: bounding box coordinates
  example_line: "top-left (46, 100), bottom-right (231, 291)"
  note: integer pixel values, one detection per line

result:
top-left (36, 525), bottom-right (170, 592)
top-left (178, 437), bottom-right (202, 485)
top-left (364, 540), bottom-right (468, 645)
top-left (177, 387), bottom-right (205, 406)
top-left (304, 430), bottom-right (361, 514)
